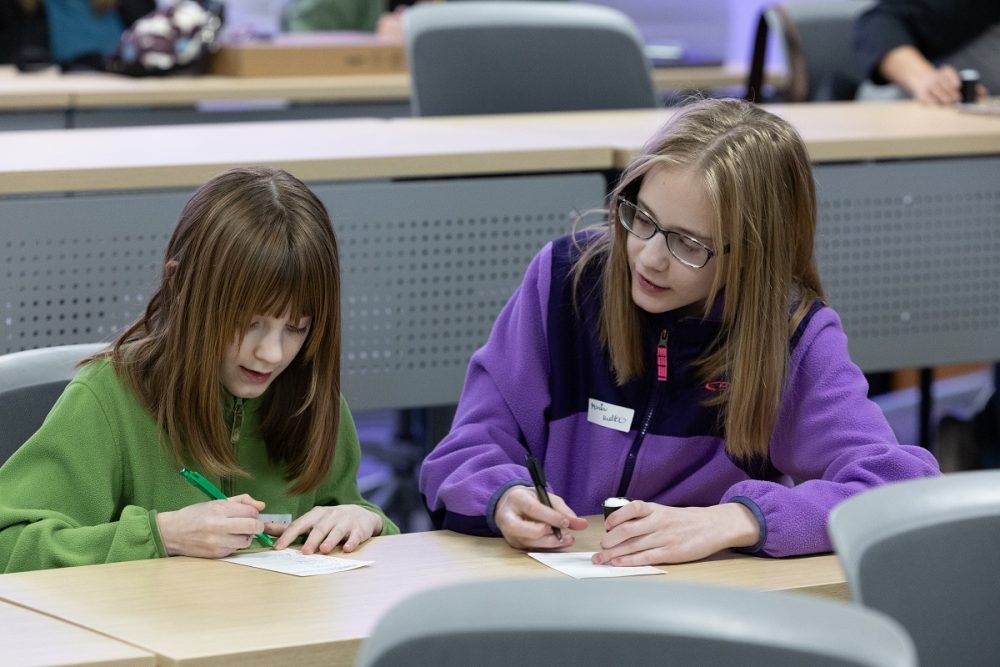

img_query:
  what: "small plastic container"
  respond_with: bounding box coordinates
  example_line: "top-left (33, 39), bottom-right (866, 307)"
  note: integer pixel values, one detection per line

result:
top-left (602, 496), bottom-right (630, 519)
top-left (960, 69), bottom-right (980, 104)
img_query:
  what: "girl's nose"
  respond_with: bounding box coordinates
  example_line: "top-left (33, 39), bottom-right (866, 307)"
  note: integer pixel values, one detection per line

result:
top-left (642, 233), bottom-right (672, 269)
top-left (254, 332), bottom-right (283, 364)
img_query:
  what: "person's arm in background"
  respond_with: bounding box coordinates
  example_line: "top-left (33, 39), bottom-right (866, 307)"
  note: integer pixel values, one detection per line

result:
top-left (853, 0), bottom-right (996, 104)
top-left (879, 45), bottom-right (965, 104)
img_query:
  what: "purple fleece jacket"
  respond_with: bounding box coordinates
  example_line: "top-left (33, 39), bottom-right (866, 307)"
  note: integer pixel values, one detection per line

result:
top-left (419, 236), bottom-right (940, 556)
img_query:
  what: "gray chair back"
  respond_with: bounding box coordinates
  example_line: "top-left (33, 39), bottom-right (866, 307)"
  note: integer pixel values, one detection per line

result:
top-left (355, 578), bottom-right (916, 667)
top-left (829, 471), bottom-right (1000, 667)
top-left (747, 1), bottom-right (874, 102)
top-left (404, 1), bottom-right (657, 116)
top-left (0, 343), bottom-right (106, 465)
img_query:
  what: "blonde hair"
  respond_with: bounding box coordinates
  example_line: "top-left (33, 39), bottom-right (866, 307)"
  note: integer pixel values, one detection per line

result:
top-left (572, 98), bottom-right (824, 460)
top-left (93, 166), bottom-right (341, 493)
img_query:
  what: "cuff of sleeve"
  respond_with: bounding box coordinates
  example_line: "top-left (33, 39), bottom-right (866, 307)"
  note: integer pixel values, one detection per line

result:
top-left (147, 509), bottom-right (168, 558)
top-left (485, 479), bottom-right (533, 535)
top-left (727, 496), bottom-right (767, 554)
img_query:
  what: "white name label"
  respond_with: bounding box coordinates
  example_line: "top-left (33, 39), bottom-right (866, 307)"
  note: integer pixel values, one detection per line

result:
top-left (587, 398), bottom-right (635, 433)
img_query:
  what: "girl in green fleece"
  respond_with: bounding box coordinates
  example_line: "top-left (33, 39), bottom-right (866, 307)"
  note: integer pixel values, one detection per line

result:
top-left (0, 167), bottom-right (398, 572)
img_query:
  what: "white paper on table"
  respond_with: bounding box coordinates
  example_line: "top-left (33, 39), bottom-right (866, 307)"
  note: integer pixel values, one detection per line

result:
top-left (220, 549), bottom-right (373, 576)
top-left (528, 551), bottom-right (666, 579)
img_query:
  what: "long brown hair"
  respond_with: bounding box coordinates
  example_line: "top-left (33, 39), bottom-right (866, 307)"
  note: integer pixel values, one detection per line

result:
top-left (572, 98), bottom-right (824, 460)
top-left (93, 166), bottom-right (341, 493)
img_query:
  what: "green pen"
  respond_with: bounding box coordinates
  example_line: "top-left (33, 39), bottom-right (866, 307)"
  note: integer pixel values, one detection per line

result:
top-left (179, 467), bottom-right (274, 547)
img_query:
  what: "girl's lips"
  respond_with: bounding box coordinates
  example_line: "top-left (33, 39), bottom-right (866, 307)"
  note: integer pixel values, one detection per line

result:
top-left (240, 367), bottom-right (273, 384)
top-left (637, 271), bottom-right (667, 293)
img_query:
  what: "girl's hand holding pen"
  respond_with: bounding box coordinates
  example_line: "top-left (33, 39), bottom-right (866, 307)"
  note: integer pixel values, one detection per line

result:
top-left (270, 505), bottom-right (384, 554)
top-left (155, 494), bottom-right (266, 558)
top-left (494, 485), bottom-right (587, 550)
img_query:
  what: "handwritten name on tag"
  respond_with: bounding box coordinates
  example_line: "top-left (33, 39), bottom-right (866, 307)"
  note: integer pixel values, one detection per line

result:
top-left (587, 398), bottom-right (635, 433)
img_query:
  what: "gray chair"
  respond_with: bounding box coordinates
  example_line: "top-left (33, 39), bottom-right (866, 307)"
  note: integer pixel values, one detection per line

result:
top-left (355, 578), bottom-right (916, 667)
top-left (404, 1), bottom-right (658, 116)
top-left (0, 343), bottom-right (106, 465)
top-left (747, 1), bottom-right (875, 102)
top-left (829, 471), bottom-right (1000, 667)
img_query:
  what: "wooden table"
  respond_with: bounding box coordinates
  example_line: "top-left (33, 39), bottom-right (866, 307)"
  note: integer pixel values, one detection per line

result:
top-left (0, 64), bottom-right (768, 108)
top-left (3, 600), bottom-right (154, 666)
top-left (2, 102), bottom-right (998, 194)
top-left (0, 521), bottom-right (845, 666)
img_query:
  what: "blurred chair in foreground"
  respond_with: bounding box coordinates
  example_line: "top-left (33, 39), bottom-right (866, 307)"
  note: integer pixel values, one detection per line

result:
top-left (830, 471), bottom-right (1000, 667)
top-left (747, 0), bottom-right (875, 102)
top-left (404, 1), bottom-right (657, 116)
top-left (356, 578), bottom-right (916, 667)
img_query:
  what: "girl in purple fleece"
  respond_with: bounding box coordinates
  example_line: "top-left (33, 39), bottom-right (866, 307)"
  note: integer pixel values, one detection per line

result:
top-left (419, 98), bottom-right (940, 565)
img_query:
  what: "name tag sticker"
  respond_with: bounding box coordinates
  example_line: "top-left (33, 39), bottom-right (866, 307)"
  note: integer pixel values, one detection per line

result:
top-left (587, 398), bottom-right (635, 433)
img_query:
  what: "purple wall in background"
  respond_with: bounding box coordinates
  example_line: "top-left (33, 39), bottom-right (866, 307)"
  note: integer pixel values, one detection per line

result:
top-left (585, 0), bottom-right (729, 64)
top-left (586, 0), bottom-right (836, 68)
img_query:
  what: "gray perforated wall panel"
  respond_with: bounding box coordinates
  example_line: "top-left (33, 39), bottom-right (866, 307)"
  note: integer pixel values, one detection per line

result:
top-left (0, 173), bottom-right (605, 409)
top-left (813, 157), bottom-right (1000, 372)
top-left (3, 157), bottom-right (998, 407)
top-left (319, 176), bottom-right (605, 409)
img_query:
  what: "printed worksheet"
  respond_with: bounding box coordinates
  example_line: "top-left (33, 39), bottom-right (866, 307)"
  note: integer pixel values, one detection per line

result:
top-left (528, 551), bottom-right (666, 579)
top-left (220, 549), bottom-right (373, 576)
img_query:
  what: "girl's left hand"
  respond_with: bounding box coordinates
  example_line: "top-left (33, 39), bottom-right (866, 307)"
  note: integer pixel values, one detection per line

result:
top-left (591, 500), bottom-right (759, 566)
top-left (269, 505), bottom-right (384, 554)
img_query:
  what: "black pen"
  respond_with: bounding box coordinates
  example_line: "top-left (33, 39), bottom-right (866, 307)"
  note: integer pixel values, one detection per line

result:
top-left (525, 454), bottom-right (563, 540)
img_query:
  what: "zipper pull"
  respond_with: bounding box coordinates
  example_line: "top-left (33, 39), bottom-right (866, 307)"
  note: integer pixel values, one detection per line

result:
top-left (656, 329), bottom-right (668, 382)
top-left (230, 397), bottom-right (244, 446)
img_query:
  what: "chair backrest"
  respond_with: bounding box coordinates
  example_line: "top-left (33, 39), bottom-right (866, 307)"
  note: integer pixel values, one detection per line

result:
top-left (404, 1), bottom-right (658, 116)
top-left (747, 1), bottom-right (874, 102)
top-left (0, 343), bottom-right (106, 465)
top-left (829, 471), bottom-right (1000, 667)
top-left (355, 578), bottom-right (916, 667)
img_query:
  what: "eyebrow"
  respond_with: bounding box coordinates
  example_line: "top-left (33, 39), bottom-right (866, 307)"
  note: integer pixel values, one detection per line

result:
top-left (635, 196), bottom-right (713, 243)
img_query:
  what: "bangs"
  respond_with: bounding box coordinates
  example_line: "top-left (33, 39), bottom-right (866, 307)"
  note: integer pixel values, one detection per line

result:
top-left (253, 252), bottom-right (325, 323)
top-left (219, 215), bottom-right (338, 355)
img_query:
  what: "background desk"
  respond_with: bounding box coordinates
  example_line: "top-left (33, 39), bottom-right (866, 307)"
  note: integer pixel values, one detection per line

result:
top-left (0, 522), bottom-right (845, 667)
top-left (3, 599), bottom-right (155, 666)
top-left (0, 65), bottom-right (776, 130)
top-left (0, 102), bottom-right (997, 412)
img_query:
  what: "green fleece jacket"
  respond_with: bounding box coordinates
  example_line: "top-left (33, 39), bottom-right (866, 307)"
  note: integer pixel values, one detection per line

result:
top-left (0, 360), bottom-right (398, 573)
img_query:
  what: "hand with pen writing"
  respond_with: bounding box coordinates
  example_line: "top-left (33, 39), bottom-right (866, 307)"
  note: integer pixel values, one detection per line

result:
top-left (494, 485), bottom-right (588, 550)
top-left (591, 500), bottom-right (760, 566)
top-left (155, 494), bottom-right (266, 558)
top-left (270, 505), bottom-right (384, 555)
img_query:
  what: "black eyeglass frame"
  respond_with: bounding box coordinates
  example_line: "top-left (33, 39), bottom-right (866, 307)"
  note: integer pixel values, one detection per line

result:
top-left (616, 196), bottom-right (730, 269)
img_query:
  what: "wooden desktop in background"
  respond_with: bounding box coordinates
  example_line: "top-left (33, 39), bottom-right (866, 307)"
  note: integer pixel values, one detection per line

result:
top-left (0, 64), bottom-right (770, 115)
top-left (0, 520), bottom-right (845, 667)
top-left (1, 101), bottom-right (998, 194)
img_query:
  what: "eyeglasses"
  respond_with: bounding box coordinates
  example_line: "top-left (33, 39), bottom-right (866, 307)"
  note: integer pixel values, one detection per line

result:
top-left (616, 196), bottom-right (729, 269)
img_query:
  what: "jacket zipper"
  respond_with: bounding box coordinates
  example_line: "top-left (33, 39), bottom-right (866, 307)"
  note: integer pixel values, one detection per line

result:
top-left (615, 329), bottom-right (668, 497)
top-left (223, 396), bottom-right (244, 496)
